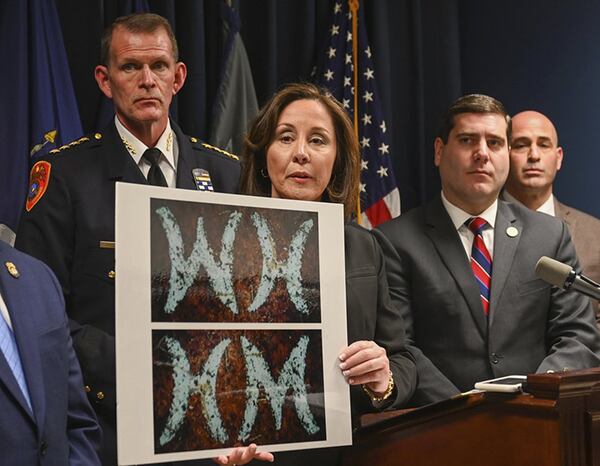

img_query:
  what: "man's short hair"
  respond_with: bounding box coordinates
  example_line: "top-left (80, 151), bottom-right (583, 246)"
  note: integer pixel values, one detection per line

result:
top-left (100, 13), bottom-right (179, 65)
top-left (437, 94), bottom-right (511, 143)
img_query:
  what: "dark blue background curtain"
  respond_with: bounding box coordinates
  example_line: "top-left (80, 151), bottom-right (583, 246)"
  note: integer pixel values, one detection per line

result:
top-left (53, 0), bottom-right (462, 216)
top-left (46, 0), bottom-right (600, 218)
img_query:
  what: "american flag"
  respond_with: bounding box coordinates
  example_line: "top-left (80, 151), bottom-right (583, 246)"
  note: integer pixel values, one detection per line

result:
top-left (314, 0), bottom-right (400, 228)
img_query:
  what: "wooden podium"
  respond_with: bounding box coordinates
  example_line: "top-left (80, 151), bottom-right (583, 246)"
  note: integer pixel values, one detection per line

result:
top-left (343, 368), bottom-right (600, 466)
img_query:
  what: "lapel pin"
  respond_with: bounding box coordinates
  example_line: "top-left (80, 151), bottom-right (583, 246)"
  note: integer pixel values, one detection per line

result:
top-left (506, 226), bottom-right (519, 238)
top-left (5, 262), bottom-right (20, 278)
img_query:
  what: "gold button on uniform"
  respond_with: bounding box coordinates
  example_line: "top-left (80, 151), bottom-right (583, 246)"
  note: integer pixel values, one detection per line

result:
top-left (108, 270), bottom-right (115, 279)
top-left (5, 262), bottom-right (19, 278)
top-left (94, 132), bottom-right (102, 140)
top-left (97, 391), bottom-right (105, 400)
top-left (84, 385), bottom-right (91, 393)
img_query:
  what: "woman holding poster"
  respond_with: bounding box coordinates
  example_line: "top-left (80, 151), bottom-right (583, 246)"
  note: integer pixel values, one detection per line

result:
top-left (238, 82), bottom-right (417, 465)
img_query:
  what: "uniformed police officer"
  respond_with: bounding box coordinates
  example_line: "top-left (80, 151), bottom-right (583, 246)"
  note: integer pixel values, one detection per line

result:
top-left (16, 13), bottom-right (272, 466)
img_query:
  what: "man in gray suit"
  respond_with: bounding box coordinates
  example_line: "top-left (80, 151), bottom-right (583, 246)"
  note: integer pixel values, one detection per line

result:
top-left (503, 110), bottom-right (600, 326)
top-left (374, 95), bottom-right (600, 406)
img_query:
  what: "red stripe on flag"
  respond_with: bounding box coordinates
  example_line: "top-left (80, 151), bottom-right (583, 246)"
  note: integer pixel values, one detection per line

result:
top-left (365, 198), bottom-right (392, 227)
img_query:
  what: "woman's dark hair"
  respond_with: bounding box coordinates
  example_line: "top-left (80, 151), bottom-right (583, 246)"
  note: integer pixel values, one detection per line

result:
top-left (240, 82), bottom-right (360, 218)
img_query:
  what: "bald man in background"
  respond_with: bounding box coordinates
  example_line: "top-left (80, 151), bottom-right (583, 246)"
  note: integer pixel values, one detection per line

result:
top-left (503, 110), bottom-right (600, 326)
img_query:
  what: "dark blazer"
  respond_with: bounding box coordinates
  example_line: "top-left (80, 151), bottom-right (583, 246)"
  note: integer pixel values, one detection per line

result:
top-left (16, 121), bottom-right (240, 465)
top-left (273, 222), bottom-right (417, 466)
top-left (0, 241), bottom-right (101, 465)
top-left (374, 196), bottom-right (600, 406)
top-left (555, 199), bottom-right (600, 325)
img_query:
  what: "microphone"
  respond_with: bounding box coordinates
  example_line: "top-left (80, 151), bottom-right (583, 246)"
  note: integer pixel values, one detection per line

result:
top-left (535, 256), bottom-right (600, 301)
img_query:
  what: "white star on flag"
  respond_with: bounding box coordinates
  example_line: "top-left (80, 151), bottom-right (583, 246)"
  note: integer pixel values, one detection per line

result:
top-left (377, 166), bottom-right (388, 177)
top-left (314, 0), bottom-right (400, 229)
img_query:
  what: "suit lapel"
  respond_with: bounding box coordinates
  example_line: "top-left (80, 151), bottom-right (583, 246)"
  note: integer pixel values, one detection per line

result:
top-left (488, 201), bottom-right (521, 326)
top-left (0, 256), bottom-right (41, 425)
top-left (172, 122), bottom-right (198, 190)
top-left (424, 198), bottom-right (488, 338)
top-left (555, 199), bottom-right (575, 228)
top-left (0, 341), bottom-right (31, 419)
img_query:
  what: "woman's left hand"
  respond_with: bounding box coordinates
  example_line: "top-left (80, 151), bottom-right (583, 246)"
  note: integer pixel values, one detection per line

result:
top-left (213, 443), bottom-right (274, 465)
top-left (338, 340), bottom-right (390, 394)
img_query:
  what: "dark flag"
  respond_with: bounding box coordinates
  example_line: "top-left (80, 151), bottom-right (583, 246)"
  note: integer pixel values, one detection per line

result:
top-left (0, 0), bottom-right (83, 233)
top-left (314, 0), bottom-right (400, 228)
top-left (209, 0), bottom-right (258, 155)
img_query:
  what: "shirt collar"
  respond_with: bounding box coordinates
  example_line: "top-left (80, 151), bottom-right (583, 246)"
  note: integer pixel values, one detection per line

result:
top-left (441, 191), bottom-right (498, 231)
top-left (537, 193), bottom-right (556, 216)
top-left (501, 190), bottom-right (555, 216)
top-left (114, 116), bottom-right (175, 170)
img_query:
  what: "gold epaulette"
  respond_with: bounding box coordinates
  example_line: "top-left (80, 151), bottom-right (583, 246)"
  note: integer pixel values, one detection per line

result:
top-left (48, 133), bottom-right (100, 154)
top-left (194, 139), bottom-right (239, 161)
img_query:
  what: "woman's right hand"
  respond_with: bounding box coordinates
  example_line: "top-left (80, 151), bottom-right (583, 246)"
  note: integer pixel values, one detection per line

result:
top-left (213, 443), bottom-right (274, 465)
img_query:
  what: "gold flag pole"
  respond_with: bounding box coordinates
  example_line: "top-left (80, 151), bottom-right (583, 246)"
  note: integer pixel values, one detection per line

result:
top-left (349, 0), bottom-right (361, 223)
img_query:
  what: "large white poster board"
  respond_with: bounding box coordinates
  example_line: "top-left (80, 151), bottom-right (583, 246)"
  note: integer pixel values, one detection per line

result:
top-left (115, 183), bottom-right (351, 465)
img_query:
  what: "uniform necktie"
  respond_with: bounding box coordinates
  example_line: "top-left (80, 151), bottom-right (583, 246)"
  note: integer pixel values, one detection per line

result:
top-left (142, 148), bottom-right (168, 187)
top-left (466, 217), bottom-right (492, 315)
top-left (0, 311), bottom-right (32, 411)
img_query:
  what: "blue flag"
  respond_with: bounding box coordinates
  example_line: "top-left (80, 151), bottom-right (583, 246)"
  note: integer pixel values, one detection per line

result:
top-left (314, 0), bottom-right (400, 228)
top-left (0, 0), bottom-right (83, 233)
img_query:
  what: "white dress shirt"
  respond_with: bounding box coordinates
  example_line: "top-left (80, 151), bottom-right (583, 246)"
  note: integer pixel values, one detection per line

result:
top-left (114, 116), bottom-right (179, 188)
top-left (441, 191), bottom-right (498, 260)
top-left (0, 292), bottom-right (13, 329)
top-left (502, 190), bottom-right (556, 216)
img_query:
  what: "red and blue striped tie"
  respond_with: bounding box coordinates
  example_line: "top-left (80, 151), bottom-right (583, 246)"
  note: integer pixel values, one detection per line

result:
top-left (467, 217), bottom-right (492, 315)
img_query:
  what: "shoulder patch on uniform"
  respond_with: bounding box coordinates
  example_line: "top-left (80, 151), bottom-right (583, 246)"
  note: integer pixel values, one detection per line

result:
top-left (200, 141), bottom-right (239, 161)
top-left (26, 161), bottom-right (51, 211)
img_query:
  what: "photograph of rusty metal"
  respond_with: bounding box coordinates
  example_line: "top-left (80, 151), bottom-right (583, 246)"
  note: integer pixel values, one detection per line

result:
top-left (152, 329), bottom-right (325, 453)
top-left (150, 199), bottom-right (321, 323)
